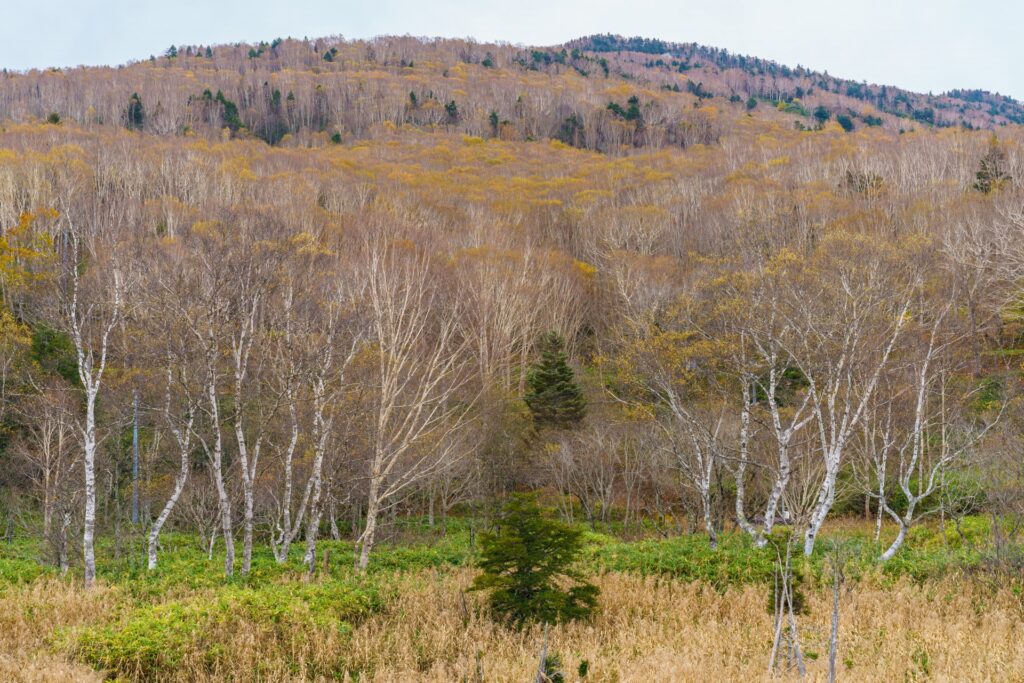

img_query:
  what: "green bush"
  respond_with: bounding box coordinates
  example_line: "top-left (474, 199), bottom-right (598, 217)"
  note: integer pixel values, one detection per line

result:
top-left (75, 579), bottom-right (382, 677)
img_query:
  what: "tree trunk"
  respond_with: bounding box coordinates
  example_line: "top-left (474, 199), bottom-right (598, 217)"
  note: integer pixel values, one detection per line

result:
top-left (59, 511), bottom-right (70, 575)
top-left (273, 403), bottom-right (299, 563)
top-left (147, 455), bottom-right (189, 570)
top-left (880, 521), bottom-right (907, 562)
top-left (82, 388), bottom-right (98, 588)
top-left (303, 456), bottom-right (326, 574)
top-left (356, 483), bottom-right (380, 571)
top-left (235, 415), bottom-right (258, 577)
top-left (702, 494), bottom-right (717, 550)
top-left (132, 389), bottom-right (140, 525)
top-left (804, 475), bottom-right (836, 556)
top-left (329, 494), bottom-right (340, 541)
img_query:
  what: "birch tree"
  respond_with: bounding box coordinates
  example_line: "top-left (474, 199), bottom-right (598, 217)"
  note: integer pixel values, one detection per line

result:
top-left (871, 304), bottom-right (998, 561)
top-left (147, 362), bottom-right (198, 570)
top-left (786, 238), bottom-right (914, 556)
top-left (59, 223), bottom-right (126, 588)
top-left (354, 241), bottom-right (475, 571)
top-left (15, 381), bottom-right (78, 564)
top-left (277, 288), bottom-right (361, 570)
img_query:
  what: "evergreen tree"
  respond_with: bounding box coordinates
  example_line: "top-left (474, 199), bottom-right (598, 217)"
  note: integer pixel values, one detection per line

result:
top-left (525, 331), bottom-right (586, 429)
top-left (444, 99), bottom-right (460, 123)
top-left (126, 93), bottom-right (145, 130)
top-left (214, 91), bottom-right (244, 132)
top-left (470, 494), bottom-right (599, 628)
top-left (973, 135), bottom-right (1011, 194)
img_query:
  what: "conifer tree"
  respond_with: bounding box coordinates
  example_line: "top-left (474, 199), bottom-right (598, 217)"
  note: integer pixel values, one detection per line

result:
top-left (470, 494), bottom-right (599, 627)
top-left (126, 93), bottom-right (144, 130)
top-left (973, 135), bottom-right (1011, 193)
top-left (525, 331), bottom-right (586, 429)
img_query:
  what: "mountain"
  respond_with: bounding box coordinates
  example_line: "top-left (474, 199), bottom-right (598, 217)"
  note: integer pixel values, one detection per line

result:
top-left (569, 34), bottom-right (1024, 128)
top-left (1, 34), bottom-right (1019, 153)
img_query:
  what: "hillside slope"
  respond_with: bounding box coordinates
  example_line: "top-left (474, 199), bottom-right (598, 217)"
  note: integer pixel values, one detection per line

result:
top-left (2, 34), bottom-right (1020, 152)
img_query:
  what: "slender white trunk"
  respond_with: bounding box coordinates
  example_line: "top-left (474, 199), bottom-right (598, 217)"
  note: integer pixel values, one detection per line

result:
top-left (59, 511), bottom-right (71, 575)
top-left (82, 387), bottom-right (98, 587)
top-left (206, 374), bottom-right (234, 577)
top-left (760, 361), bottom-right (811, 538)
top-left (801, 300), bottom-right (910, 556)
top-left (880, 519), bottom-right (908, 562)
top-left (329, 493), bottom-right (340, 541)
top-left (149, 381), bottom-right (195, 571)
top-left (702, 493), bottom-right (717, 549)
top-left (234, 416), bottom-right (260, 576)
top-left (69, 269), bottom-right (122, 589)
top-left (734, 378), bottom-right (761, 543)
top-left (874, 468), bottom-right (886, 542)
top-left (147, 442), bottom-right (190, 570)
top-left (231, 298), bottom-right (261, 577)
top-left (303, 472), bottom-right (324, 573)
top-left (132, 390), bottom-right (140, 525)
top-left (273, 402), bottom-right (300, 563)
top-left (356, 476), bottom-right (381, 571)
top-left (303, 392), bottom-right (331, 573)
top-left (804, 456), bottom-right (839, 556)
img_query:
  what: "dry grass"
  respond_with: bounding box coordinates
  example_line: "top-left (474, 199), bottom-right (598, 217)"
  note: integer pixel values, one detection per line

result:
top-left (0, 579), bottom-right (116, 682)
top-left (345, 569), bottom-right (1024, 682)
top-left (1, 569), bottom-right (1023, 681)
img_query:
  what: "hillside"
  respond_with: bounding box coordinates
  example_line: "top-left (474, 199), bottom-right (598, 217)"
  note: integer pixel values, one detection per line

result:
top-left (2, 30), bottom-right (1024, 682)
top-left (571, 34), bottom-right (1024, 128)
top-left (2, 33), bottom-right (1021, 154)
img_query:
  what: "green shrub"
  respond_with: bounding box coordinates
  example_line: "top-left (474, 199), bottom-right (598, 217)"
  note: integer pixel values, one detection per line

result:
top-left (75, 579), bottom-right (382, 677)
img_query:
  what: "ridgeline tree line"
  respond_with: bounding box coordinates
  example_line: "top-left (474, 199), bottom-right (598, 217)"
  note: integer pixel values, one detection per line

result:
top-left (4, 34), bottom-right (1023, 155)
top-left (0, 36), bottom-right (1024, 590)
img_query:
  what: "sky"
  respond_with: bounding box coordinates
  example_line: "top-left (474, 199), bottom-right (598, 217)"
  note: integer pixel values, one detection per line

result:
top-left (1, 0), bottom-right (1021, 99)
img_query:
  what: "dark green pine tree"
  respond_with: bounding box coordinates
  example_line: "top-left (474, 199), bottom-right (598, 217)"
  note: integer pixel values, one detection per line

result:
top-left (973, 135), bottom-right (1011, 194)
top-left (524, 331), bottom-right (586, 429)
top-left (469, 494), bottom-right (599, 628)
top-left (126, 93), bottom-right (145, 130)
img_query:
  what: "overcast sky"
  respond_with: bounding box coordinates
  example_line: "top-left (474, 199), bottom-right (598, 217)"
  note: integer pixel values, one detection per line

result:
top-left (2, 0), bottom-right (1020, 99)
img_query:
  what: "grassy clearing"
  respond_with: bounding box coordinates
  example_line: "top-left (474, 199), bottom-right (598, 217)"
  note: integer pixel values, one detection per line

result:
top-left (344, 569), bottom-right (1024, 682)
top-left (0, 516), bottom-right (1019, 681)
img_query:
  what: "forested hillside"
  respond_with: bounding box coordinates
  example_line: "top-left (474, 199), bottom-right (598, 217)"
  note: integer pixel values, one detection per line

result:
top-left (2, 33), bottom-right (1024, 681)
top-left (3, 33), bottom-right (1022, 153)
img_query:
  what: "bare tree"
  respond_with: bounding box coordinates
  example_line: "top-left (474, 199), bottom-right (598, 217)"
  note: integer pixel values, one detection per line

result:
top-left (872, 305), bottom-right (998, 561)
top-left (58, 219), bottom-right (126, 588)
top-left (14, 381), bottom-right (79, 565)
top-left (354, 241), bottom-right (475, 571)
top-left (786, 244), bottom-right (913, 556)
top-left (147, 363), bottom-right (196, 570)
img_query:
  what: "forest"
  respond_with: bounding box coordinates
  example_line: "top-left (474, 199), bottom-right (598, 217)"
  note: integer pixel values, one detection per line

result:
top-left (1, 33), bottom-right (1024, 681)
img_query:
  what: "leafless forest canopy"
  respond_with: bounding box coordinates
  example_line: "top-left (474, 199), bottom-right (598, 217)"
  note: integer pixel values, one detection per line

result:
top-left (1, 33), bottom-right (1023, 585)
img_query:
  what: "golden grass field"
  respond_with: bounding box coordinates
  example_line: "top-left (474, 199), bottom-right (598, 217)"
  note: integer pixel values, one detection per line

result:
top-left (2, 567), bottom-right (1022, 682)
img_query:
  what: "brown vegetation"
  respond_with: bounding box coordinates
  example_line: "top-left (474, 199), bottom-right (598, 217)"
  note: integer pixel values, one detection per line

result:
top-left (1, 568), bottom-right (1022, 681)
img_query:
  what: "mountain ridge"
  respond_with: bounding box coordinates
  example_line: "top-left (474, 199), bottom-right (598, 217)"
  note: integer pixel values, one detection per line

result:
top-left (1, 33), bottom-right (1020, 152)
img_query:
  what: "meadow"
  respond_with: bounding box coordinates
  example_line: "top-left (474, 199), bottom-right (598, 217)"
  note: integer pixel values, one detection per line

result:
top-left (1, 516), bottom-right (1021, 682)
